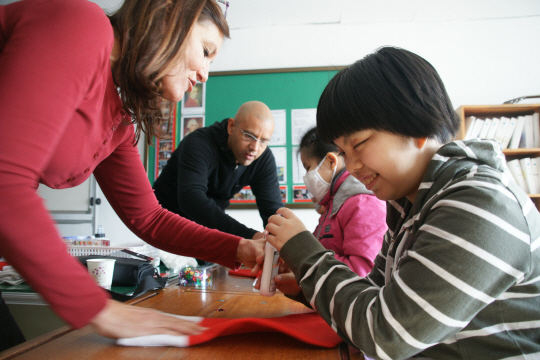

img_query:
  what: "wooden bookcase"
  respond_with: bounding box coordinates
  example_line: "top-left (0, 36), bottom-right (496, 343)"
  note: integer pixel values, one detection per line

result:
top-left (455, 104), bottom-right (540, 210)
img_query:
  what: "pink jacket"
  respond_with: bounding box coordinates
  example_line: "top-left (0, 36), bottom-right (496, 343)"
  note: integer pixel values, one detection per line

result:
top-left (313, 170), bottom-right (387, 277)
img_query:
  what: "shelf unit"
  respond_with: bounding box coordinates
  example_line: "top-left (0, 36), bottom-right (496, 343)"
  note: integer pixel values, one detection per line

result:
top-left (455, 104), bottom-right (540, 210)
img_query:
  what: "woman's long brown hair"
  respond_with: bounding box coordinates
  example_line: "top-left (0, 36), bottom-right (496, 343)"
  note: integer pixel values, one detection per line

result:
top-left (109, 0), bottom-right (229, 145)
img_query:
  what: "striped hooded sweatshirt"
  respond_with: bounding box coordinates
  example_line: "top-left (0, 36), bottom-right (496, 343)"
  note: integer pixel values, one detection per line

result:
top-left (280, 139), bottom-right (540, 360)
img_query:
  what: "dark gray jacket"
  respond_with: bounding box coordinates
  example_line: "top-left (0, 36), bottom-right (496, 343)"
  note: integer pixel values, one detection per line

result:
top-left (282, 139), bottom-right (540, 359)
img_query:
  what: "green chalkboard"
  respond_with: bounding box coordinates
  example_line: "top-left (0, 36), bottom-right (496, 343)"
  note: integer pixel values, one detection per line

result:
top-left (147, 67), bottom-right (342, 205)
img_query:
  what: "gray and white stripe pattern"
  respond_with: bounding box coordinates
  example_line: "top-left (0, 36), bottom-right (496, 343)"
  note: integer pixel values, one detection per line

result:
top-left (281, 140), bottom-right (540, 360)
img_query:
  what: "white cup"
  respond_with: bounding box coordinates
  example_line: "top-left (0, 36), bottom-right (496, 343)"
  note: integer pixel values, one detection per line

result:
top-left (86, 259), bottom-right (116, 290)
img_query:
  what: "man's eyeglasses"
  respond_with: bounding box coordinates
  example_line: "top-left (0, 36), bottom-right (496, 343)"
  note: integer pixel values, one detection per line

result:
top-left (216, 0), bottom-right (229, 19)
top-left (238, 128), bottom-right (270, 145)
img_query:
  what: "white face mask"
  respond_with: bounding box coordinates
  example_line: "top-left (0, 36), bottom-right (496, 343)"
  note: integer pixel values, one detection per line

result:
top-left (303, 158), bottom-right (336, 204)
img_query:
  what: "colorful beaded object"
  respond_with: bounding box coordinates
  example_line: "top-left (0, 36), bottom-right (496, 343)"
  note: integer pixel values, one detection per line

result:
top-left (179, 265), bottom-right (215, 287)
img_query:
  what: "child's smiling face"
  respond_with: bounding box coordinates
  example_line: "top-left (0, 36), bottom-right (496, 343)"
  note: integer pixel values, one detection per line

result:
top-left (334, 129), bottom-right (430, 203)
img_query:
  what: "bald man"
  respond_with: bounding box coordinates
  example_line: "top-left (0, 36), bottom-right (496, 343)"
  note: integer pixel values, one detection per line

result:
top-left (153, 101), bottom-right (283, 240)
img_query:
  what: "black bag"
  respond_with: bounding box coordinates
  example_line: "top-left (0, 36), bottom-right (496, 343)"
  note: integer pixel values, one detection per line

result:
top-left (78, 255), bottom-right (167, 302)
top-left (78, 255), bottom-right (157, 287)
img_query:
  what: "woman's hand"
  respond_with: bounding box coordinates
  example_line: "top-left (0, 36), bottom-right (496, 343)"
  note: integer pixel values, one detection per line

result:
top-left (265, 207), bottom-right (308, 251)
top-left (90, 299), bottom-right (205, 339)
top-left (236, 238), bottom-right (265, 268)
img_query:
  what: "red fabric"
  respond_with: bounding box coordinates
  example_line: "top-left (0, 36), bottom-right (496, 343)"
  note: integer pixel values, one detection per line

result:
top-left (190, 312), bottom-right (343, 348)
top-left (228, 269), bottom-right (261, 278)
top-left (0, 261), bottom-right (9, 271)
top-left (0, 0), bottom-right (241, 328)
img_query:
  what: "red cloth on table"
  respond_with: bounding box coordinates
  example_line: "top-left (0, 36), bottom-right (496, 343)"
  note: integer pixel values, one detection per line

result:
top-left (191, 312), bottom-right (342, 348)
top-left (117, 312), bottom-right (344, 348)
top-left (228, 269), bottom-right (261, 278)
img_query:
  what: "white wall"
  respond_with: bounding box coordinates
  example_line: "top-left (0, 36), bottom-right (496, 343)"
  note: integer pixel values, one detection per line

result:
top-left (212, 0), bottom-right (540, 107)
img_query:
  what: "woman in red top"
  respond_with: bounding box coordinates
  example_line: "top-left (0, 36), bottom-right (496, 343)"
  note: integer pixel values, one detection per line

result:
top-left (0, 0), bottom-right (263, 350)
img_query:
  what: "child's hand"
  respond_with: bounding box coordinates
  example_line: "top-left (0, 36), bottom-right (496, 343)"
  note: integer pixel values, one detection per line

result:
top-left (253, 259), bottom-right (300, 297)
top-left (265, 208), bottom-right (308, 251)
top-left (274, 271), bottom-right (301, 297)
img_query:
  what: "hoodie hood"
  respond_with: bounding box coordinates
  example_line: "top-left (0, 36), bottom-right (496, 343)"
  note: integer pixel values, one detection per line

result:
top-left (331, 175), bottom-right (373, 216)
top-left (318, 170), bottom-right (373, 217)
top-left (428, 139), bottom-right (505, 181)
top-left (413, 138), bottom-right (506, 210)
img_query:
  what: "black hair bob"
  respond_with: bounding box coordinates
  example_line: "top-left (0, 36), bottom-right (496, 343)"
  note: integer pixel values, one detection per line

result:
top-left (316, 46), bottom-right (460, 144)
top-left (298, 127), bottom-right (338, 162)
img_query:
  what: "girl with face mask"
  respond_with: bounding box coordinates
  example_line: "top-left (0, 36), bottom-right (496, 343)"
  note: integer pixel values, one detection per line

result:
top-left (256, 127), bottom-right (387, 299)
top-left (300, 127), bottom-right (387, 277)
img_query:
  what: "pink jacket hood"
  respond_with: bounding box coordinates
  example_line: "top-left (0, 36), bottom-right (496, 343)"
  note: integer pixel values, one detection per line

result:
top-left (313, 170), bottom-right (387, 277)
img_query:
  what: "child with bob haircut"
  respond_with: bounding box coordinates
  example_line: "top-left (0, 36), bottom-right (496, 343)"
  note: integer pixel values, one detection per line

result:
top-left (265, 47), bottom-right (540, 359)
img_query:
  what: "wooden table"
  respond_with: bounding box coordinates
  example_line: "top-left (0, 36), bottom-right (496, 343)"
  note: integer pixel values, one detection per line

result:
top-left (0, 266), bottom-right (364, 359)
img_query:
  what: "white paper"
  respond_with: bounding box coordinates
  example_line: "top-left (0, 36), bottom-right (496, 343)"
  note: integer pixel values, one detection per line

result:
top-left (270, 109), bottom-right (287, 145)
top-left (507, 159), bottom-right (528, 193)
top-left (292, 146), bottom-right (307, 184)
top-left (519, 157), bottom-right (535, 194)
top-left (291, 109), bottom-right (317, 145)
top-left (270, 147), bottom-right (287, 184)
top-left (508, 116), bottom-right (525, 149)
top-left (531, 157), bottom-right (539, 194)
top-left (118, 314), bottom-right (202, 348)
top-left (534, 113), bottom-right (540, 148)
top-left (464, 116), bottom-right (476, 140)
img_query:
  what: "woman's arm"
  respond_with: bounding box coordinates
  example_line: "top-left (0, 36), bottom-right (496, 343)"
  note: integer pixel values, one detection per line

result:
top-left (93, 132), bottom-right (264, 268)
top-left (0, 0), bottom-right (114, 328)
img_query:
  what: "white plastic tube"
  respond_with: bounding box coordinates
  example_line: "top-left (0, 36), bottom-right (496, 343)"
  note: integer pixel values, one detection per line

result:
top-left (260, 238), bottom-right (279, 297)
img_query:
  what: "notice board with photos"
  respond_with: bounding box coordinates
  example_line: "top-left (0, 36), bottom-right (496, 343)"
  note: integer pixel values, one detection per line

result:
top-left (146, 66), bottom-right (343, 206)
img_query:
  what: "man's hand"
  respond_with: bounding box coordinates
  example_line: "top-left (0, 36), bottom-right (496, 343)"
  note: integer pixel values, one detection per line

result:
top-left (236, 238), bottom-right (265, 268)
top-left (252, 231), bottom-right (265, 240)
top-left (90, 299), bottom-right (205, 339)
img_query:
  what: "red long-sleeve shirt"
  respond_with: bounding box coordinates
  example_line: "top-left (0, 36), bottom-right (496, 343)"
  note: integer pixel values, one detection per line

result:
top-left (0, 0), bottom-right (241, 328)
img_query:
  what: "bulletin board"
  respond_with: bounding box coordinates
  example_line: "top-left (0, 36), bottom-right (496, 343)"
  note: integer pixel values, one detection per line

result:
top-left (147, 66), bottom-right (343, 206)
